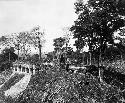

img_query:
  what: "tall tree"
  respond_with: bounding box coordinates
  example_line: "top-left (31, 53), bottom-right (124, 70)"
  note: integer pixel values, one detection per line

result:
top-left (62, 27), bottom-right (73, 64)
top-left (29, 26), bottom-right (46, 60)
top-left (70, 0), bottom-right (125, 82)
top-left (53, 37), bottom-right (66, 64)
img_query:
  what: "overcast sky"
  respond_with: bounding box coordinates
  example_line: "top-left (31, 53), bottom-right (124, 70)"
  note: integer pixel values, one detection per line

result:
top-left (0, 0), bottom-right (79, 52)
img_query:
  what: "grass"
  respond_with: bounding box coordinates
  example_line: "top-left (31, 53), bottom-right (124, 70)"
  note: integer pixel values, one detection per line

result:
top-left (2, 63), bottom-right (125, 103)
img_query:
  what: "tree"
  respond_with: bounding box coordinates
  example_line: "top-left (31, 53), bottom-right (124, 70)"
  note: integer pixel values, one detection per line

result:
top-left (0, 26), bottom-right (45, 61)
top-left (29, 26), bottom-right (46, 60)
top-left (62, 27), bottom-right (73, 64)
top-left (1, 47), bottom-right (18, 62)
top-left (0, 47), bottom-right (18, 72)
top-left (15, 29), bottom-right (45, 60)
top-left (53, 37), bottom-right (66, 62)
top-left (0, 33), bottom-right (32, 60)
top-left (45, 51), bottom-right (55, 63)
top-left (62, 47), bottom-right (73, 57)
top-left (53, 37), bottom-right (66, 52)
top-left (70, 0), bottom-right (125, 82)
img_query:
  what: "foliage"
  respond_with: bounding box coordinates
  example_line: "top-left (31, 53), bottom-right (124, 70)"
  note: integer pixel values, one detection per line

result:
top-left (71, 0), bottom-right (125, 56)
top-left (72, 50), bottom-right (84, 65)
top-left (45, 51), bottom-right (55, 62)
top-left (1, 47), bottom-right (18, 62)
top-left (30, 54), bottom-right (40, 63)
top-left (101, 45), bottom-right (121, 61)
top-left (0, 36), bottom-right (8, 44)
top-left (0, 47), bottom-right (18, 72)
top-left (2, 47), bottom-right (15, 54)
top-left (53, 37), bottom-right (66, 52)
top-left (0, 26), bottom-right (45, 59)
top-left (115, 0), bottom-right (125, 16)
top-left (28, 26), bottom-right (46, 51)
top-left (3, 65), bottom-right (125, 103)
top-left (62, 47), bottom-right (73, 56)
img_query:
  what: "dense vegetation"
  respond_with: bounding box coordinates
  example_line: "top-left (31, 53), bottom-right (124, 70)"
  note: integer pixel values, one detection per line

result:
top-left (1, 0), bottom-right (125, 103)
top-left (0, 64), bottom-right (124, 103)
top-left (0, 47), bottom-right (18, 72)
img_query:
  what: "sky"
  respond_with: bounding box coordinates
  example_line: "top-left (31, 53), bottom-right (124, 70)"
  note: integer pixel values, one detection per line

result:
top-left (0, 0), bottom-right (80, 53)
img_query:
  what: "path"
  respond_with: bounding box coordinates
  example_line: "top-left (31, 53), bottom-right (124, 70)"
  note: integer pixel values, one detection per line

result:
top-left (4, 73), bottom-right (31, 98)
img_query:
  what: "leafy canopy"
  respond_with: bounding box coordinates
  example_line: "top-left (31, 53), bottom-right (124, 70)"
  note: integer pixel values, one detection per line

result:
top-left (53, 37), bottom-right (66, 52)
top-left (71, 0), bottom-right (125, 53)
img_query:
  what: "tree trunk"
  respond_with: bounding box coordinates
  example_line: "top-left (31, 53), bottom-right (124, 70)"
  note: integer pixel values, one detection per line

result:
top-left (38, 40), bottom-right (42, 61)
top-left (9, 52), bottom-right (10, 63)
top-left (18, 48), bottom-right (19, 61)
top-left (98, 48), bottom-right (103, 82)
top-left (57, 49), bottom-right (61, 64)
top-left (23, 44), bottom-right (26, 60)
top-left (23, 44), bottom-right (27, 60)
top-left (83, 53), bottom-right (85, 65)
top-left (89, 51), bottom-right (92, 65)
top-left (87, 54), bottom-right (89, 66)
top-left (120, 52), bottom-right (123, 62)
top-left (65, 43), bottom-right (68, 65)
